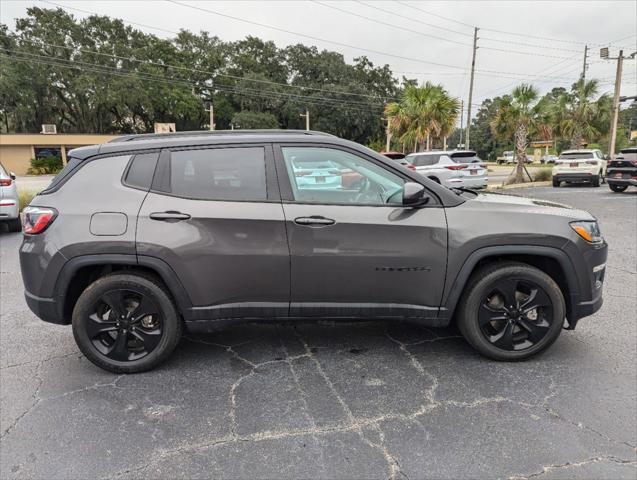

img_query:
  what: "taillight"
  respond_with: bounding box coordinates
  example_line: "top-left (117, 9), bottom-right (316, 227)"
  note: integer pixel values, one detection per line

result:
top-left (407, 164), bottom-right (416, 171)
top-left (632, 160), bottom-right (637, 167)
top-left (585, 160), bottom-right (598, 165)
top-left (0, 178), bottom-right (12, 186)
top-left (445, 165), bottom-right (467, 170)
top-left (328, 170), bottom-right (341, 175)
top-left (22, 206), bottom-right (57, 234)
top-left (479, 163), bottom-right (487, 168)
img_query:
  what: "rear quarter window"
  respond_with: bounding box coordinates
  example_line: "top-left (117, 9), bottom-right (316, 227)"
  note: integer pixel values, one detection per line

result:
top-left (124, 152), bottom-right (159, 190)
top-left (168, 147), bottom-right (266, 201)
top-left (40, 157), bottom-right (83, 193)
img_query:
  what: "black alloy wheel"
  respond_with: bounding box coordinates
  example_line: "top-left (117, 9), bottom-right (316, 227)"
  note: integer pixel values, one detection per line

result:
top-left (86, 289), bottom-right (163, 362)
top-left (457, 262), bottom-right (565, 361)
top-left (478, 278), bottom-right (553, 351)
top-left (72, 272), bottom-right (182, 373)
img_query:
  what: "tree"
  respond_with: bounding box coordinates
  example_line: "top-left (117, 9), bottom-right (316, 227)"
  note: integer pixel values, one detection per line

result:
top-left (552, 79), bottom-right (611, 149)
top-left (231, 111), bottom-right (278, 129)
top-left (490, 84), bottom-right (548, 183)
top-left (384, 82), bottom-right (460, 152)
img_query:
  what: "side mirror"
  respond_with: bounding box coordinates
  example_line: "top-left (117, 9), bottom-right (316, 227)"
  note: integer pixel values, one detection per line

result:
top-left (9, 172), bottom-right (16, 180)
top-left (403, 182), bottom-right (430, 207)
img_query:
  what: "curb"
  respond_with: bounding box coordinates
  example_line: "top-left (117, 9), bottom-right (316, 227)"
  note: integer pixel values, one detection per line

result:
top-left (487, 181), bottom-right (551, 191)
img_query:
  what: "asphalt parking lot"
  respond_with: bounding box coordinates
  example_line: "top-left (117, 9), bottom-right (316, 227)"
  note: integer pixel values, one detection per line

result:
top-left (1, 185), bottom-right (635, 479)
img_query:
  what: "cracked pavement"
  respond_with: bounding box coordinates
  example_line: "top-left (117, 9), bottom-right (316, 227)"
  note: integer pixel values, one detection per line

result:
top-left (1, 186), bottom-right (636, 479)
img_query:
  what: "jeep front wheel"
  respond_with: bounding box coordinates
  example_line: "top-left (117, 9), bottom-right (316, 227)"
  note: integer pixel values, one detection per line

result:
top-left (72, 272), bottom-right (182, 373)
top-left (457, 262), bottom-right (565, 361)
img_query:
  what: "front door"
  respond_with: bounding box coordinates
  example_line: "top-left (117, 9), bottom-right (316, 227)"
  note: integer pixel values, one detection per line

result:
top-left (275, 144), bottom-right (448, 320)
top-left (136, 145), bottom-right (290, 321)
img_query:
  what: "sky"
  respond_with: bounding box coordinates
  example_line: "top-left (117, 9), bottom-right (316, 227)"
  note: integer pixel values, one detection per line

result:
top-left (1, 0), bottom-right (636, 116)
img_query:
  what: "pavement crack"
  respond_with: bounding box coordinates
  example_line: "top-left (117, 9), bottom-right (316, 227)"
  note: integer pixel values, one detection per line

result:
top-left (509, 455), bottom-right (637, 479)
top-left (0, 359), bottom-right (44, 439)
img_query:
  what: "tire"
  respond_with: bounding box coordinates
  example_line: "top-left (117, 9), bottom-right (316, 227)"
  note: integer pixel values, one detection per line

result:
top-left (609, 183), bottom-right (628, 192)
top-left (456, 261), bottom-right (565, 361)
top-left (552, 178), bottom-right (560, 187)
top-left (72, 272), bottom-right (183, 373)
top-left (7, 218), bottom-right (21, 232)
top-left (591, 175), bottom-right (600, 187)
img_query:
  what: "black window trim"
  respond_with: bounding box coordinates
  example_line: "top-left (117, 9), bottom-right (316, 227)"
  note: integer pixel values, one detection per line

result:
top-left (272, 142), bottom-right (442, 208)
top-left (149, 143), bottom-right (281, 203)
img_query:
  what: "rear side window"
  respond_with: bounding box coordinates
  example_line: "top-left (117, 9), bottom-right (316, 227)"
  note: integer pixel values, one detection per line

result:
top-left (169, 147), bottom-right (266, 201)
top-left (411, 155), bottom-right (438, 166)
top-left (124, 152), bottom-right (159, 190)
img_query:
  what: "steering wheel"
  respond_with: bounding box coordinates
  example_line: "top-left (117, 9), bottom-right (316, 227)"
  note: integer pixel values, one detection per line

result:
top-left (354, 178), bottom-right (385, 204)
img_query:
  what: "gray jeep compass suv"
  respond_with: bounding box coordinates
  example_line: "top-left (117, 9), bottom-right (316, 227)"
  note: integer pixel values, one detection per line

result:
top-left (20, 130), bottom-right (607, 373)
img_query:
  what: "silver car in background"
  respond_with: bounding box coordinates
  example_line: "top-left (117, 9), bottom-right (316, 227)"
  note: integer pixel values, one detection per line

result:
top-left (407, 150), bottom-right (488, 189)
top-left (0, 162), bottom-right (21, 232)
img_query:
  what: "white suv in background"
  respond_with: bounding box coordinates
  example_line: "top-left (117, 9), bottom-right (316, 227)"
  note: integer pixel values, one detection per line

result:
top-left (0, 162), bottom-right (21, 232)
top-left (552, 149), bottom-right (607, 187)
top-left (406, 150), bottom-right (488, 189)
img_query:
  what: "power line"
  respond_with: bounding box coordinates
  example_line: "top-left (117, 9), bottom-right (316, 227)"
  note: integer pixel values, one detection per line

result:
top-left (164, 0), bottom-right (474, 71)
top-left (352, 0), bottom-right (473, 37)
top-left (0, 49), bottom-right (387, 112)
top-left (0, 33), bottom-right (398, 102)
top-left (311, 0), bottom-right (471, 47)
top-left (395, 0), bottom-right (475, 29)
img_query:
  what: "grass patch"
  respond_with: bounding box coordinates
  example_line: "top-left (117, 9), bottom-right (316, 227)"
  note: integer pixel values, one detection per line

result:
top-left (18, 189), bottom-right (38, 211)
top-left (533, 169), bottom-right (552, 181)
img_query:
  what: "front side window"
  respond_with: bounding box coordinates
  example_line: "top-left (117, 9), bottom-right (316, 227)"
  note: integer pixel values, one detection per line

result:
top-left (281, 147), bottom-right (405, 205)
top-left (169, 147), bottom-right (266, 201)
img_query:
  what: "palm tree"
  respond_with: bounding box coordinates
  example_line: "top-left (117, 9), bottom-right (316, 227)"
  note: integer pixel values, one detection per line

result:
top-left (385, 83), bottom-right (460, 152)
top-left (553, 79), bottom-right (611, 149)
top-left (490, 84), bottom-right (548, 183)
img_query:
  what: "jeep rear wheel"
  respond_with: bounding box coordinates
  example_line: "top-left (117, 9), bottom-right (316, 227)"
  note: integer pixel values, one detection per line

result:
top-left (552, 178), bottom-right (560, 187)
top-left (591, 175), bottom-right (600, 187)
top-left (72, 272), bottom-right (182, 373)
top-left (457, 262), bottom-right (564, 361)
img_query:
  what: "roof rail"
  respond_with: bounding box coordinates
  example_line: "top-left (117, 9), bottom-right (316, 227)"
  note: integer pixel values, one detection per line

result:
top-left (108, 129), bottom-right (333, 143)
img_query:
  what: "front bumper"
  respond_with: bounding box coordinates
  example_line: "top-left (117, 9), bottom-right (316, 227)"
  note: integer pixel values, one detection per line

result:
top-left (565, 239), bottom-right (608, 329)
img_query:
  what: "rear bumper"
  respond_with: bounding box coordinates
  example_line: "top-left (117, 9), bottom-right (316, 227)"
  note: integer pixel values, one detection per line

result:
top-left (553, 173), bottom-right (596, 182)
top-left (607, 178), bottom-right (637, 186)
top-left (0, 201), bottom-right (19, 220)
top-left (24, 290), bottom-right (65, 325)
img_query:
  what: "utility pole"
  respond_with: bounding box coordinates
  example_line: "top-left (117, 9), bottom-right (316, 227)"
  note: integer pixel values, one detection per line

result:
top-left (459, 99), bottom-right (464, 148)
top-left (465, 27), bottom-right (479, 150)
top-left (205, 102), bottom-right (215, 131)
top-left (300, 108), bottom-right (310, 131)
top-left (602, 48), bottom-right (636, 158)
top-left (581, 44), bottom-right (588, 82)
top-left (385, 119), bottom-right (392, 151)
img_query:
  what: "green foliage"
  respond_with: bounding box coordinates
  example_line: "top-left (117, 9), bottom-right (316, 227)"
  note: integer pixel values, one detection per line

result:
top-left (1, 7), bottom-right (396, 145)
top-left (533, 169), bottom-right (552, 182)
top-left (27, 156), bottom-right (63, 175)
top-left (18, 189), bottom-right (37, 211)
top-left (385, 82), bottom-right (460, 153)
top-left (231, 111), bottom-right (279, 129)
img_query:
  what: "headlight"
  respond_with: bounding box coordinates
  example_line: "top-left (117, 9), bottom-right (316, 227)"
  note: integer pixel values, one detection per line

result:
top-left (570, 221), bottom-right (602, 243)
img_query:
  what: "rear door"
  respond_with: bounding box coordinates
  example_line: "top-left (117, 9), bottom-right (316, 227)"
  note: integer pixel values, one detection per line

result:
top-left (274, 144), bottom-right (448, 320)
top-left (136, 144), bottom-right (290, 321)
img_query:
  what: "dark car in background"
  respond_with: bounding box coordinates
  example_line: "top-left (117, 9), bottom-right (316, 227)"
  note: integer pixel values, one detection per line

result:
top-left (19, 130), bottom-right (607, 373)
top-left (607, 147), bottom-right (637, 192)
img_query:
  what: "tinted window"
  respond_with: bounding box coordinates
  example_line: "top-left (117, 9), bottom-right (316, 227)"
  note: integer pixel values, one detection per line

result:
top-left (169, 147), bottom-right (266, 201)
top-left (450, 151), bottom-right (481, 163)
top-left (281, 147), bottom-right (404, 205)
top-left (410, 154), bottom-right (438, 166)
top-left (125, 152), bottom-right (158, 190)
top-left (41, 156), bottom-right (83, 193)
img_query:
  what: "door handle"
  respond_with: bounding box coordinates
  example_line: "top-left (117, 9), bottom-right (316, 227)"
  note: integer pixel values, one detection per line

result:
top-left (149, 211), bottom-right (191, 222)
top-left (294, 216), bottom-right (335, 226)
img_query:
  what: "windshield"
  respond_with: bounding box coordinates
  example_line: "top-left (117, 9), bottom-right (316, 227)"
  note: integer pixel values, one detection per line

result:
top-left (559, 152), bottom-right (594, 160)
